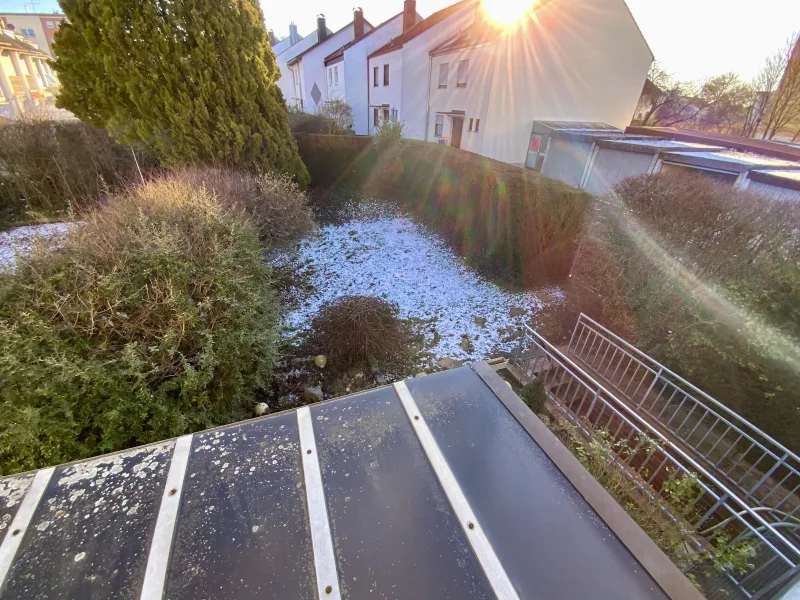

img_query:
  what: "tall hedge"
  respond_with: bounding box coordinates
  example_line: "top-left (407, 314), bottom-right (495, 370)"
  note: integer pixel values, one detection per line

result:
top-left (53, 0), bottom-right (309, 186)
top-left (294, 134), bottom-right (592, 284)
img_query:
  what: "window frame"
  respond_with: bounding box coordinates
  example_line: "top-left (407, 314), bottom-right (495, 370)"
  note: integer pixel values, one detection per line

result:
top-left (468, 118), bottom-right (474, 131)
top-left (438, 63), bottom-right (449, 89)
top-left (456, 60), bottom-right (469, 88)
top-left (434, 114), bottom-right (444, 137)
top-left (374, 108), bottom-right (380, 129)
top-left (373, 66), bottom-right (379, 87)
top-left (383, 64), bottom-right (389, 86)
top-left (46, 21), bottom-right (54, 28)
top-left (328, 68), bottom-right (333, 86)
top-left (475, 118), bottom-right (480, 132)
top-left (334, 65), bottom-right (339, 85)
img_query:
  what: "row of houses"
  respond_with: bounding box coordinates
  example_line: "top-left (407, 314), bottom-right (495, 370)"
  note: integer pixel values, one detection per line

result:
top-left (272, 0), bottom-right (654, 166)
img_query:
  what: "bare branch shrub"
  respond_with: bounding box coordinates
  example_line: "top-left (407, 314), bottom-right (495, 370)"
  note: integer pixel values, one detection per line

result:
top-left (309, 296), bottom-right (414, 368)
top-left (175, 166), bottom-right (314, 250)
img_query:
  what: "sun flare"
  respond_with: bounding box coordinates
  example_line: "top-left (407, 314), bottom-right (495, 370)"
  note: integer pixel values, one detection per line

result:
top-left (482, 0), bottom-right (536, 26)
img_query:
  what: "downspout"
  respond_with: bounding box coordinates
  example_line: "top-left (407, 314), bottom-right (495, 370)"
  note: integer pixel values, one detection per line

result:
top-left (367, 57), bottom-right (371, 135)
top-left (424, 53), bottom-right (433, 142)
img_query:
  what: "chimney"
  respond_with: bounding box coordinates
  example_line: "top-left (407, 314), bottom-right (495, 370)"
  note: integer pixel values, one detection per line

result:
top-left (353, 7), bottom-right (365, 38)
top-left (289, 22), bottom-right (300, 45)
top-left (317, 14), bottom-right (328, 42)
top-left (403, 0), bottom-right (416, 32)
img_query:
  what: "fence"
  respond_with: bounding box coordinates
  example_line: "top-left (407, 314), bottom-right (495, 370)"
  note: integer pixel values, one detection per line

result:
top-left (567, 313), bottom-right (800, 530)
top-left (513, 325), bottom-right (800, 599)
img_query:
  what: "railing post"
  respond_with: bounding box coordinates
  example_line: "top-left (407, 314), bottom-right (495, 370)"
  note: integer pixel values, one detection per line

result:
top-left (639, 367), bottom-right (663, 409)
top-left (567, 317), bottom-right (581, 353)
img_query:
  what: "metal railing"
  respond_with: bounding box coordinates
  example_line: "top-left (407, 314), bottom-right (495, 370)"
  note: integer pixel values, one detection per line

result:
top-left (513, 325), bottom-right (800, 599)
top-left (567, 313), bottom-right (800, 528)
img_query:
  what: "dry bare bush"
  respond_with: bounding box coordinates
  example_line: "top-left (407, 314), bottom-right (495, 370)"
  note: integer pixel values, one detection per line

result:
top-left (175, 166), bottom-right (314, 249)
top-left (310, 296), bottom-right (414, 367)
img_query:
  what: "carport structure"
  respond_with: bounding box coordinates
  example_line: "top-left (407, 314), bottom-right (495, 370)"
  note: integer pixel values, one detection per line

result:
top-left (0, 365), bottom-right (700, 599)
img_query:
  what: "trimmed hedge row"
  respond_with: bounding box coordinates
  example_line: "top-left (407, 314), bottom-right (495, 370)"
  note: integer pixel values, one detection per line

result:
top-left (294, 134), bottom-right (592, 284)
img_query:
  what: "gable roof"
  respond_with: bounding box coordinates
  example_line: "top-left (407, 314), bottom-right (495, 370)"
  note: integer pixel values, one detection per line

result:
top-left (429, 23), bottom-right (500, 56)
top-left (324, 11), bottom-right (416, 67)
top-left (368, 0), bottom-right (476, 60)
top-left (287, 18), bottom-right (374, 66)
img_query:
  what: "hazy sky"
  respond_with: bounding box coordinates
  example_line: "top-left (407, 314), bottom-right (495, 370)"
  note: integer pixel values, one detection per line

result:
top-left (2, 0), bottom-right (798, 82)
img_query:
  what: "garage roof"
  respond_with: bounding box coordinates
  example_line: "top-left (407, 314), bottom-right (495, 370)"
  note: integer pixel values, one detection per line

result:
top-left (0, 364), bottom-right (701, 600)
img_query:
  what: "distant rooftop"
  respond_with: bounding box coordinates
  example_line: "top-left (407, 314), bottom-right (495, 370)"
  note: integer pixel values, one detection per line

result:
top-left (626, 126), bottom-right (800, 162)
top-left (662, 149), bottom-right (800, 173)
top-left (748, 169), bottom-right (800, 192)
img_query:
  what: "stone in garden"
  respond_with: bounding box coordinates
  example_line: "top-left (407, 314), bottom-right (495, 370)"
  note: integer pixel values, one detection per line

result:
top-left (437, 357), bottom-right (463, 370)
top-left (304, 386), bottom-right (324, 403)
top-left (509, 307), bottom-right (525, 318)
top-left (254, 402), bottom-right (269, 416)
top-left (473, 316), bottom-right (487, 328)
top-left (314, 355), bottom-right (327, 369)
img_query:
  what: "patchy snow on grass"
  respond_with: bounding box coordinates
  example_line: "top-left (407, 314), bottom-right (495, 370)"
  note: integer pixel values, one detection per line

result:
top-left (276, 203), bottom-right (564, 362)
top-left (0, 223), bottom-right (69, 271)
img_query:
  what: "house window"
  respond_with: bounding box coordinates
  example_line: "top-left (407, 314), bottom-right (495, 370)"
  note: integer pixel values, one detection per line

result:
top-left (46, 21), bottom-right (54, 28)
top-left (373, 66), bottom-right (379, 87)
top-left (475, 119), bottom-right (481, 132)
top-left (383, 64), bottom-right (389, 86)
top-left (438, 63), bottom-right (449, 88)
top-left (434, 114), bottom-right (444, 137)
top-left (374, 108), bottom-right (380, 128)
top-left (334, 66), bottom-right (339, 85)
top-left (328, 68), bottom-right (333, 85)
top-left (390, 108), bottom-right (398, 121)
top-left (383, 107), bottom-right (390, 121)
top-left (20, 28), bottom-right (35, 37)
top-left (468, 118), bottom-right (474, 131)
top-left (457, 60), bottom-right (469, 88)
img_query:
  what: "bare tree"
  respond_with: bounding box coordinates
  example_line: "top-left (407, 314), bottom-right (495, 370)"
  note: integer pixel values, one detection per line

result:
top-left (761, 32), bottom-right (800, 140)
top-left (741, 50), bottom-right (786, 137)
top-left (636, 63), bottom-right (688, 126)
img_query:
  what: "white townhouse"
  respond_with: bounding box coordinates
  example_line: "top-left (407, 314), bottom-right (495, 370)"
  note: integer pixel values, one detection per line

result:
top-left (367, 0), bottom-right (476, 138)
top-left (323, 1), bottom-right (422, 136)
top-left (274, 22), bottom-right (330, 110)
top-left (365, 0), bottom-right (652, 167)
top-left (285, 12), bottom-right (373, 114)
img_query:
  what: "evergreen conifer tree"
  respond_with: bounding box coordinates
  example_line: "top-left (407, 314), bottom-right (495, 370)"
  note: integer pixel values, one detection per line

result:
top-left (53, 0), bottom-right (309, 186)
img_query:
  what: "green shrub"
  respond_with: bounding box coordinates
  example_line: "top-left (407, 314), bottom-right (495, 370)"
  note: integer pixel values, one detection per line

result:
top-left (0, 176), bottom-right (280, 475)
top-left (0, 120), bottom-right (157, 228)
top-left (175, 166), bottom-right (314, 249)
top-left (600, 171), bottom-right (800, 451)
top-left (519, 377), bottom-right (548, 414)
top-left (288, 109), bottom-right (341, 135)
top-left (294, 134), bottom-right (592, 284)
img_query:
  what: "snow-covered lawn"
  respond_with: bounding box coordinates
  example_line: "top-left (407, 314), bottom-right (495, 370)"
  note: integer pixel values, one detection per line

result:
top-left (276, 202), bottom-right (564, 362)
top-left (0, 223), bottom-right (69, 271)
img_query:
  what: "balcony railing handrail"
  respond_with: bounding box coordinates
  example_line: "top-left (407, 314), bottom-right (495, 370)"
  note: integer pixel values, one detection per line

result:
top-left (573, 312), bottom-right (800, 467)
top-left (522, 324), bottom-right (800, 564)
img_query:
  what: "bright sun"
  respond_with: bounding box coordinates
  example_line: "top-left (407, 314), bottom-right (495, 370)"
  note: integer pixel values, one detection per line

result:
top-left (482, 0), bottom-right (536, 26)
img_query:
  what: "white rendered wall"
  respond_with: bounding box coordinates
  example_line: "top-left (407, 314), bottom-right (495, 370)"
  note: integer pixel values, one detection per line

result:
top-left (344, 14), bottom-right (408, 135)
top-left (481, 0), bottom-right (653, 165)
top-left (367, 49), bottom-right (404, 134)
top-left (275, 32), bottom-right (319, 108)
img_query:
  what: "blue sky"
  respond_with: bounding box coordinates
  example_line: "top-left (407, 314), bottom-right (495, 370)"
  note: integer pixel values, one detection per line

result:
top-left (1, 0), bottom-right (797, 81)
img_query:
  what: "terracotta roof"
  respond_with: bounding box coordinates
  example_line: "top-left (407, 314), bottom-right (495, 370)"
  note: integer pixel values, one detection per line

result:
top-left (324, 11), bottom-right (407, 67)
top-left (625, 126), bottom-right (800, 162)
top-left (369, 0), bottom-right (476, 59)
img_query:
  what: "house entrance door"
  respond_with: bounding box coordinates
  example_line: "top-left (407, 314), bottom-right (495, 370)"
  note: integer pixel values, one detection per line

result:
top-left (451, 117), bottom-right (464, 149)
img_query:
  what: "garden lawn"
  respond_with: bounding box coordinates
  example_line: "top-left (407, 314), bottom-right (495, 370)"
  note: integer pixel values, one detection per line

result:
top-left (276, 202), bottom-right (563, 362)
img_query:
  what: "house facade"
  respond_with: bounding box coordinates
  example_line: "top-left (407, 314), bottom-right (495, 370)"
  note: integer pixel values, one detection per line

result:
top-left (324, 2), bottom-right (422, 136)
top-left (0, 20), bottom-right (60, 119)
top-left (285, 13), bottom-right (372, 115)
top-left (415, 0), bottom-right (654, 166)
top-left (0, 13), bottom-right (65, 57)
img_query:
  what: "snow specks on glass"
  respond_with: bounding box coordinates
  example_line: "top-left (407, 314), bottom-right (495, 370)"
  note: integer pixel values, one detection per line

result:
top-left (0, 223), bottom-right (69, 271)
top-left (275, 202), bottom-right (564, 361)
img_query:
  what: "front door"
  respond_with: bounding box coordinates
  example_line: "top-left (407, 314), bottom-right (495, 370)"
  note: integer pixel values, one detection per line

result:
top-left (451, 117), bottom-right (464, 149)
